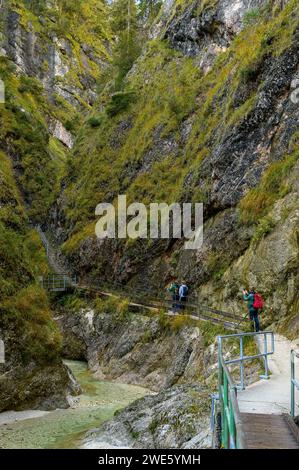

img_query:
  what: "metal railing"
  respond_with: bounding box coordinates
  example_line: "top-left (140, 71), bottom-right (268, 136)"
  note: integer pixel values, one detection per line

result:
top-left (41, 274), bottom-right (77, 292)
top-left (218, 331), bottom-right (274, 391)
top-left (217, 331), bottom-right (275, 449)
top-left (218, 352), bottom-right (245, 449)
top-left (210, 393), bottom-right (221, 448)
top-left (291, 350), bottom-right (299, 418)
top-left (78, 280), bottom-right (246, 329)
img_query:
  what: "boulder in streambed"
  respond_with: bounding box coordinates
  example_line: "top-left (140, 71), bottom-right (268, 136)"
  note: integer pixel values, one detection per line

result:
top-left (83, 383), bottom-right (211, 449)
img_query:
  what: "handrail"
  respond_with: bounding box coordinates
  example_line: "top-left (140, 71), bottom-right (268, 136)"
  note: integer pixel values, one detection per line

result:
top-left (37, 229), bottom-right (249, 327)
top-left (41, 274), bottom-right (77, 291)
top-left (218, 352), bottom-right (246, 449)
top-left (291, 350), bottom-right (299, 418)
top-left (219, 331), bottom-right (274, 390)
top-left (40, 275), bottom-right (246, 329)
top-left (217, 331), bottom-right (275, 449)
top-left (80, 281), bottom-right (246, 325)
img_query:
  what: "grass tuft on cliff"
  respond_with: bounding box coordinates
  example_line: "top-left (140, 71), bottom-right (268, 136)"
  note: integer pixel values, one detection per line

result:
top-left (61, 0), bottom-right (299, 259)
top-left (0, 146), bottom-right (61, 367)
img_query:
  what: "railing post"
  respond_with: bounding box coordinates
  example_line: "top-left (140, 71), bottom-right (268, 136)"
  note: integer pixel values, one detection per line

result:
top-left (260, 332), bottom-right (270, 380)
top-left (240, 336), bottom-right (245, 390)
top-left (229, 392), bottom-right (236, 449)
top-left (223, 373), bottom-right (229, 448)
top-left (291, 351), bottom-right (295, 418)
top-left (217, 331), bottom-right (276, 450)
top-left (218, 337), bottom-right (225, 448)
top-left (264, 333), bottom-right (269, 379)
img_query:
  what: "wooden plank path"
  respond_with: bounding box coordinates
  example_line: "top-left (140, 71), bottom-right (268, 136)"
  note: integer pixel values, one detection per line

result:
top-left (240, 413), bottom-right (299, 449)
top-left (238, 335), bottom-right (299, 449)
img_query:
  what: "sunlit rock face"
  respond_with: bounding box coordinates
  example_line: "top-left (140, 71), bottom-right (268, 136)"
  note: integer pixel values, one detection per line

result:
top-left (163, 0), bottom-right (267, 72)
top-left (1, 2), bottom-right (109, 109)
top-left (50, 120), bottom-right (74, 149)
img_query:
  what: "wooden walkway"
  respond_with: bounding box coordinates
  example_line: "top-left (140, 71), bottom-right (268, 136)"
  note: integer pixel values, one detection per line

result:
top-left (240, 412), bottom-right (299, 449)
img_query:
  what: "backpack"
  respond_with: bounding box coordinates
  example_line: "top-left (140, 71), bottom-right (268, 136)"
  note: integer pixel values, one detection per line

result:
top-left (253, 293), bottom-right (264, 310)
top-left (181, 285), bottom-right (188, 297)
top-left (168, 283), bottom-right (178, 294)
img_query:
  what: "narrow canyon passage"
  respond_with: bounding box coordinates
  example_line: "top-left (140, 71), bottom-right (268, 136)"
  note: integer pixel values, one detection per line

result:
top-left (0, 361), bottom-right (149, 449)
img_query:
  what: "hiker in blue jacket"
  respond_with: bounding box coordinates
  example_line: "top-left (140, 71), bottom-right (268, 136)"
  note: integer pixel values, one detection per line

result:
top-left (179, 281), bottom-right (189, 310)
top-left (243, 288), bottom-right (260, 332)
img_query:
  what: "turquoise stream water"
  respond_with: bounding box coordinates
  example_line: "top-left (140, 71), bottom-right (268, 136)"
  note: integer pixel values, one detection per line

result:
top-left (0, 361), bottom-right (148, 449)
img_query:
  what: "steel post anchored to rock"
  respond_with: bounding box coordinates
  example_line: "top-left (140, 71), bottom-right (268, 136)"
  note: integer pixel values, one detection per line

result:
top-left (291, 350), bottom-right (299, 418)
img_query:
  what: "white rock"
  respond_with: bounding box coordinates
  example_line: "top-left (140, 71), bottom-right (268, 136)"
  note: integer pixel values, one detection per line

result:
top-left (50, 120), bottom-right (74, 149)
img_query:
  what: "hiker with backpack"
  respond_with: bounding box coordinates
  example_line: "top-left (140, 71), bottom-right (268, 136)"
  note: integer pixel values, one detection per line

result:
top-left (179, 281), bottom-right (189, 311)
top-left (243, 288), bottom-right (263, 332)
top-left (167, 280), bottom-right (179, 311)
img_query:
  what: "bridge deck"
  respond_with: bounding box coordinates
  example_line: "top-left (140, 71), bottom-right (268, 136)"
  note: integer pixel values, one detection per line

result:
top-left (241, 413), bottom-right (299, 449)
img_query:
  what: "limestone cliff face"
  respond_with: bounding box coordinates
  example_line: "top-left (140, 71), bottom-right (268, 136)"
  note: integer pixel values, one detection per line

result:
top-left (159, 0), bottom-right (268, 70)
top-left (56, 301), bottom-right (261, 449)
top-left (56, 303), bottom-right (261, 392)
top-left (53, 0), bottom-right (298, 337)
top-left (1, 0), bottom-right (110, 109)
top-left (0, 1), bottom-right (109, 412)
top-left (56, 306), bottom-right (218, 448)
top-left (1, 0), bottom-right (297, 417)
top-left (57, 308), bottom-right (210, 392)
top-left (0, 1), bottom-right (110, 222)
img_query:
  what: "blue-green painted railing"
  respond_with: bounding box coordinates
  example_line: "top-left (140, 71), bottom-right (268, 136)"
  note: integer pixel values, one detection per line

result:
top-left (218, 355), bottom-right (245, 449)
top-left (291, 350), bottom-right (299, 418)
top-left (217, 331), bottom-right (275, 449)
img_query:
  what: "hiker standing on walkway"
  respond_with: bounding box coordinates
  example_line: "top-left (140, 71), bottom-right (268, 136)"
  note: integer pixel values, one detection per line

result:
top-left (243, 288), bottom-right (263, 332)
top-left (167, 280), bottom-right (179, 310)
top-left (179, 281), bottom-right (189, 310)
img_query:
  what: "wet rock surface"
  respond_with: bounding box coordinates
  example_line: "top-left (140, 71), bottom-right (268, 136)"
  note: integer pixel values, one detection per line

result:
top-left (83, 383), bottom-right (211, 449)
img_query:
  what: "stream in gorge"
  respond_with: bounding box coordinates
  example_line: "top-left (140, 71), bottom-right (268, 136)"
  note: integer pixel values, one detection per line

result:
top-left (0, 361), bottom-right (149, 449)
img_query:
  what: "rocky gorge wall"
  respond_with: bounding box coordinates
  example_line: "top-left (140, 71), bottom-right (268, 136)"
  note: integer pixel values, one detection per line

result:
top-left (56, 303), bottom-right (217, 449)
top-left (52, 0), bottom-right (299, 337)
top-left (0, 0), bottom-right (110, 412)
top-left (55, 297), bottom-right (261, 449)
top-left (57, 306), bottom-right (214, 391)
top-left (0, 0), bottom-right (298, 427)
top-left (83, 383), bottom-right (212, 449)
